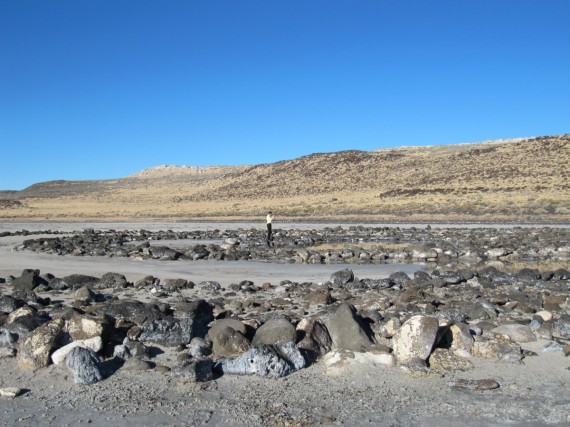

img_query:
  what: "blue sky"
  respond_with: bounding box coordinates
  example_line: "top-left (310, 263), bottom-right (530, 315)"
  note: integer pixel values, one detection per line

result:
top-left (1, 1), bottom-right (569, 190)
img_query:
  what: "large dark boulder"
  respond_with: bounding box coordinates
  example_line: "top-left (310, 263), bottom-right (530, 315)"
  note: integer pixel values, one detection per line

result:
top-left (389, 271), bottom-right (412, 286)
top-left (62, 274), bottom-right (100, 291)
top-left (330, 269), bottom-right (354, 287)
top-left (0, 295), bottom-right (22, 314)
top-left (139, 299), bottom-right (213, 346)
top-left (86, 300), bottom-right (163, 326)
top-left (96, 272), bottom-right (130, 289)
top-left (12, 269), bottom-right (45, 291)
top-left (327, 303), bottom-right (374, 352)
top-left (252, 318), bottom-right (296, 346)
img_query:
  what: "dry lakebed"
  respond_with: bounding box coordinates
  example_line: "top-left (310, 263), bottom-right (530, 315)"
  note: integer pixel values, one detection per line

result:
top-left (0, 222), bottom-right (569, 427)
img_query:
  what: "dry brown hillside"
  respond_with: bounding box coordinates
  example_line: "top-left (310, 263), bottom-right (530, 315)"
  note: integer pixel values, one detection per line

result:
top-left (1, 134), bottom-right (568, 222)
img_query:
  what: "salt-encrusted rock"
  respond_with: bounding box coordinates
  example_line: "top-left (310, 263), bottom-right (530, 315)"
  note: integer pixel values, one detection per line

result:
top-left (0, 387), bottom-right (21, 398)
top-left (551, 268), bottom-right (570, 280)
top-left (486, 248), bottom-right (509, 259)
top-left (74, 286), bottom-right (97, 304)
top-left (251, 318), bottom-right (296, 346)
top-left (449, 378), bottom-right (500, 391)
top-left (327, 303), bottom-right (374, 352)
top-left (296, 318), bottom-right (332, 361)
top-left (65, 346), bottom-right (104, 384)
top-left (51, 336), bottom-right (103, 365)
top-left (330, 269), bottom-right (354, 287)
top-left (535, 311), bottom-right (553, 322)
top-left (274, 341), bottom-right (306, 370)
top-left (448, 323), bottom-right (474, 357)
top-left (198, 281), bottom-right (222, 291)
top-left (323, 349), bottom-right (395, 376)
top-left (113, 337), bottom-right (148, 360)
top-left (66, 313), bottom-right (108, 341)
top-left (139, 316), bottom-right (194, 347)
top-left (211, 326), bottom-right (251, 357)
top-left (392, 315), bottom-right (439, 363)
top-left (0, 295), bottom-right (22, 314)
top-left (216, 344), bottom-right (298, 378)
top-left (491, 324), bottom-right (536, 343)
top-left (4, 307), bottom-right (47, 337)
top-left (435, 309), bottom-right (467, 325)
top-left (472, 337), bottom-right (523, 363)
top-left (553, 315), bottom-right (570, 339)
top-left (18, 318), bottom-right (64, 371)
top-left (0, 327), bottom-right (18, 350)
top-left (389, 271), bottom-right (412, 285)
top-left (187, 337), bottom-right (211, 358)
top-left (106, 299), bottom-right (210, 346)
top-left (541, 341), bottom-right (565, 353)
top-left (411, 246), bottom-right (438, 260)
top-left (429, 348), bottom-right (473, 371)
top-left (48, 277), bottom-right (68, 291)
top-left (379, 317), bottom-right (401, 338)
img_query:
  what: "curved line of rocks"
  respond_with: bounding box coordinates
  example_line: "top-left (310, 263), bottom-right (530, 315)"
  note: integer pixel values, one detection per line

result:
top-left (12, 226), bottom-right (570, 268)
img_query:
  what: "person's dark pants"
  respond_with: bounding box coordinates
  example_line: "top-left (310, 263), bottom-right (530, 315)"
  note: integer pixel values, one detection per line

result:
top-left (267, 223), bottom-right (272, 245)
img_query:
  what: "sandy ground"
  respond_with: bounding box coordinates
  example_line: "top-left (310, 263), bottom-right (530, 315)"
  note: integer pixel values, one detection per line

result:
top-left (0, 222), bottom-right (569, 426)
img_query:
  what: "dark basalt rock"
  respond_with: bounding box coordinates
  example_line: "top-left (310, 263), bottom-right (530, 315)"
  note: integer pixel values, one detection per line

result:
top-left (96, 272), bottom-right (130, 289)
top-left (330, 269), bottom-right (354, 287)
top-left (139, 316), bottom-right (195, 346)
top-left (297, 318), bottom-right (332, 362)
top-left (12, 269), bottom-right (45, 291)
top-left (62, 274), bottom-right (100, 291)
top-left (86, 300), bottom-right (163, 326)
top-left (251, 318), bottom-right (296, 346)
top-left (389, 271), bottom-right (412, 286)
top-left (0, 295), bottom-right (22, 314)
top-left (4, 313), bottom-right (49, 337)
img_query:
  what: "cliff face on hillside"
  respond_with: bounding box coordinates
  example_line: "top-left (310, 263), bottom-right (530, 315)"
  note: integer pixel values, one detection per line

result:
top-left (1, 134), bottom-right (568, 222)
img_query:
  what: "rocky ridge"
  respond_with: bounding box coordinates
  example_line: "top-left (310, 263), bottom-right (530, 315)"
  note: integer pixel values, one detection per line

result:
top-left (1, 134), bottom-right (569, 221)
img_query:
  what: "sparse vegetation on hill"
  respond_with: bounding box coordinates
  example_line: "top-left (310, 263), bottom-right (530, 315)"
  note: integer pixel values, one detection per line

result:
top-left (1, 134), bottom-right (569, 222)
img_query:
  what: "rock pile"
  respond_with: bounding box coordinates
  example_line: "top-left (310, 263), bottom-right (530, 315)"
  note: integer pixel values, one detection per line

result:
top-left (15, 226), bottom-right (570, 270)
top-left (1, 259), bottom-right (569, 386)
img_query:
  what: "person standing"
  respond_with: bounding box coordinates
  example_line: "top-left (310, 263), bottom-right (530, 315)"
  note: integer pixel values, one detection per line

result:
top-left (266, 211), bottom-right (274, 247)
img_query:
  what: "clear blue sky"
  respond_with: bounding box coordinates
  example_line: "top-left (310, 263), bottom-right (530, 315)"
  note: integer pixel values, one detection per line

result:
top-left (1, 1), bottom-right (569, 190)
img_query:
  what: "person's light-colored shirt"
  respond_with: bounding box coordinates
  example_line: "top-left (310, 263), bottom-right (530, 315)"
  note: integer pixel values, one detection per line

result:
top-left (267, 214), bottom-right (274, 224)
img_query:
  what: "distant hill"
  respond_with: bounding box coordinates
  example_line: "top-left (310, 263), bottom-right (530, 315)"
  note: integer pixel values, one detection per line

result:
top-left (1, 134), bottom-right (568, 222)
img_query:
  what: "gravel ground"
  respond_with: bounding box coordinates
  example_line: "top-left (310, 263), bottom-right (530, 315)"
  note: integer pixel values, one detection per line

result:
top-left (0, 222), bottom-right (569, 426)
